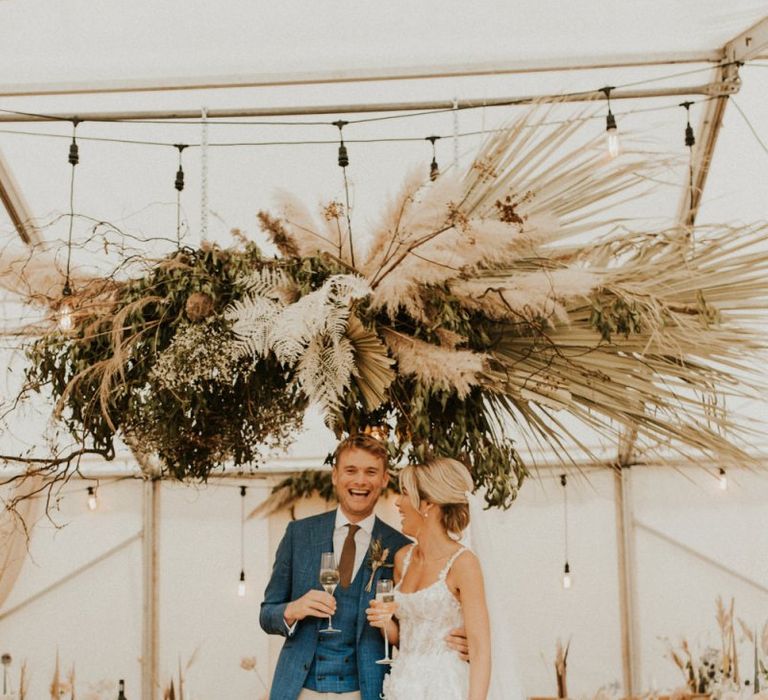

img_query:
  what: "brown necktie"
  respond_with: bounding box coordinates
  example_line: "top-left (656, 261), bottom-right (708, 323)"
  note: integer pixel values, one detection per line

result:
top-left (338, 524), bottom-right (360, 588)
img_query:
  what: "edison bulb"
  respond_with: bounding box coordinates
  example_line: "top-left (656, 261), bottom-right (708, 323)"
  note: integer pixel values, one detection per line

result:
top-left (607, 129), bottom-right (620, 159)
top-left (58, 303), bottom-right (74, 332)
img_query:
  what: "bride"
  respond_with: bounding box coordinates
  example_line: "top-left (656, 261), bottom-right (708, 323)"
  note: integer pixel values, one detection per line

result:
top-left (367, 457), bottom-right (491, 700)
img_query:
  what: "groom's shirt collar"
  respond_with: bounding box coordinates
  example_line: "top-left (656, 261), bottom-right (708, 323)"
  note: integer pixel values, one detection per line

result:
top-left (334, 508), bottom-right (376, 535)
top-left (333, 508), bottom-right (375, 581)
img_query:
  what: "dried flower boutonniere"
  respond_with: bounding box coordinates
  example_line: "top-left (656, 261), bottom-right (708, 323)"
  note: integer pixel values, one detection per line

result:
top-left (364, 538), bottom-right (393, 592)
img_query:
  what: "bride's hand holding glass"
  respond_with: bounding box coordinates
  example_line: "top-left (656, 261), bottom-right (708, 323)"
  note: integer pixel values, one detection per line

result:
top-left (366, 597), bottom-right (398, 630)
top-left (367, 579), bottom-right (398, 664)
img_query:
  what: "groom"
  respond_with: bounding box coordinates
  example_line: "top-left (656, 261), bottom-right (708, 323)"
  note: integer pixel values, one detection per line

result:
top-left (261, 434), bottom-right (470, 700)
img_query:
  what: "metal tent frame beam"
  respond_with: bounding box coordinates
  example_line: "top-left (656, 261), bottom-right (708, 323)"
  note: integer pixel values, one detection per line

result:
top-left (0, 82), bottom-right (728, 124)
top-left (0, 148), bottom-right (40, 245)
top-left (679, 14), bottom-right (768, 227)
top-left (0, 51), bottom-right (728, 98)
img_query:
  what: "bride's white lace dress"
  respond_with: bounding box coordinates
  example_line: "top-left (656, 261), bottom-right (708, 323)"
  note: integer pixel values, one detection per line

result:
top-left (382, 545), bottom-right (469, 700)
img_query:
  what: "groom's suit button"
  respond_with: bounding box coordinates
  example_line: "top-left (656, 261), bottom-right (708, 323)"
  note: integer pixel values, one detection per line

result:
top-left (318, 655), bottom-right (326, 661)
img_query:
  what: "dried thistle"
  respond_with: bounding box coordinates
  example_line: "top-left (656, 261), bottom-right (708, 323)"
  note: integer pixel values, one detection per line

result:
top-left (493, 192), bottom-right (533, 227)
top-left (322, 200), bottom-right (345, 222)
top-left (471, 157), bottom-right (498, 181)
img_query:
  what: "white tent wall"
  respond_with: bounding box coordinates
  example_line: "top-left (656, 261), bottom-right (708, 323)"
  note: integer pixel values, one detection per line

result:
top-left (633, 468), bottom-right (768, 692)
top-left (0, 481), bottom-right (144, 697)
top-left (1, 467), bottom-right (765, 698)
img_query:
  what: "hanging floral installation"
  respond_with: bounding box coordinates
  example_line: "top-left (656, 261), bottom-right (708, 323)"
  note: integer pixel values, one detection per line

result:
top-left (8, 108), bottom-right (768, 509)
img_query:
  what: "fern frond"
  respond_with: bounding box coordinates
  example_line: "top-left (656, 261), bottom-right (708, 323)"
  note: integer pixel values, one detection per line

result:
top-left (225, 294), bottom-right (283, 359)
top-left (296, 335), bottom-right (356, 422)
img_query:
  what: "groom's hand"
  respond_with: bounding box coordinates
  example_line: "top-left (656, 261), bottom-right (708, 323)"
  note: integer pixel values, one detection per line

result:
top-left (284, 590), bottom-right (337, 625)
top-left (445, 627), bottom-right (470, 662)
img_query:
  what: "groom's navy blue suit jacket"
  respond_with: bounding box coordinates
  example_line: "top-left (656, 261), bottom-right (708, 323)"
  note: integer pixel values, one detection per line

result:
top-left (260, 509), bottom-right (410, 700)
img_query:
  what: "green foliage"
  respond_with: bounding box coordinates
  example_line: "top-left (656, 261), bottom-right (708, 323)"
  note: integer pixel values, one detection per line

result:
top-left (25, 244), bottom-right (524, 506)
top-left (24, 245), bottom-right (345, 479)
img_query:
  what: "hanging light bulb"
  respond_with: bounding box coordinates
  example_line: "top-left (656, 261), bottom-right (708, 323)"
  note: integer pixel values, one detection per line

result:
top-left (426, 135), bottom-right (440, 181)
top-left (58, 303), bottom-right (74, 332)
top-left (718, 468), bottom-right (728, 491)
top-left (333, 120), bottom-right (349, 168)
top-left (560, 474), bottom-right (572, 590)
top-left (58, 283), bottom-right (74, 332)
top-left (87, 486), bottom-right (98, 511)
top-left (601, 87), bottom-right (620, 158)
top-left (238, 485), bottom-right (247, 596)
top-left (60, 121), bottom-right (80, 333)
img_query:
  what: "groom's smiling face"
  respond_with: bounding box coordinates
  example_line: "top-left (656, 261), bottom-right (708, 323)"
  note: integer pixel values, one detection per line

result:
top-left (332, 447), bottom-right (389, 522)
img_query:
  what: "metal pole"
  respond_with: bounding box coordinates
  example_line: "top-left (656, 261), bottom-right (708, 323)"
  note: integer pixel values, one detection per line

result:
top-left (0, 82), bottom-right (726, 124)
top-left (614, 466), bottom-right (640, 698)
top-left (142, 478), bottom-right (159, 700)
top-left (0, 148), bottom-right (40, 244)
top-left (0, 52), bottom-right (726, 98)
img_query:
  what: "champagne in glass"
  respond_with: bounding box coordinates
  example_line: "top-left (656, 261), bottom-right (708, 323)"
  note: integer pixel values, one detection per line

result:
top-left (319, 552), bottom-right (341, 634)
top-left (374, 578), bottom-right (395, 664)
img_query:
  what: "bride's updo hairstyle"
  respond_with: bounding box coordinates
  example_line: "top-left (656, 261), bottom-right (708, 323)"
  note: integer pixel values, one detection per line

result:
top-left (399, 458), bottom-right (474, 536)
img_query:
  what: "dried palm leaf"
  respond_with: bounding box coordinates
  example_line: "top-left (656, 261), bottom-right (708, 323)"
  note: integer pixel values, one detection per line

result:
top-left (346, 314), bottom-right (395, 411)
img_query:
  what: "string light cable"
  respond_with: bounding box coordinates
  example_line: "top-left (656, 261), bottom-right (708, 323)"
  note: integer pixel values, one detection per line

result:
top-left (238, 485), bottom-right (247, 597)
top-left (57, 119), bottom-right (80, 332)
top-left (0, 95), bottom-right (718, 151)
top-left (173, 144), bottom-right (188, 247)
top-left (560, 473), bottom-right (572, 589)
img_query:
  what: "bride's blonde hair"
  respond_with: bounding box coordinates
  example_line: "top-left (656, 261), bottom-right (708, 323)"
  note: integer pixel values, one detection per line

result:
top-left (399, 458), bottom-right (474, 535)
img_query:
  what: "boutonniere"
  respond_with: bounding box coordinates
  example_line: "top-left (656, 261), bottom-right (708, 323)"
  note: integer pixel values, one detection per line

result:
top-left (364, 538), bottom-right (393, 592)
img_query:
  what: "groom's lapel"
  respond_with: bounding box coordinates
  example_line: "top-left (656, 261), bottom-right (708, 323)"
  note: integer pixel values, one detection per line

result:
top-left (308, 509), bottom-right (336, 568)
top-left (356, 516), bottom-right (384, 643)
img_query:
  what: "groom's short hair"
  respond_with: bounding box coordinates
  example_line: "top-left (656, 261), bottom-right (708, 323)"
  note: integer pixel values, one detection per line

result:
top-left (333, 434), bottom-right (389, 472)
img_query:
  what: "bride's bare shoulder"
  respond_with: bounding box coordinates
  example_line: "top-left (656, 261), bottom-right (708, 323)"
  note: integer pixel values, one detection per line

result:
top-left (451, 549), bottom-right (482, 578)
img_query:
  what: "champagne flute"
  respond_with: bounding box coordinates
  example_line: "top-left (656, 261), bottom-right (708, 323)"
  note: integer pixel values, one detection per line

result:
top-left (374, 578), bottom-right (395, 664)
top-left (319, 552), bottom-right (341, 634)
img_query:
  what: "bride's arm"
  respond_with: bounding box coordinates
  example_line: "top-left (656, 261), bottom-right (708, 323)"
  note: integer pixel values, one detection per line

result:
top-left (366, 544), bottom-right (409, 646)
top-left (453, 552), bottom-right (491, 700)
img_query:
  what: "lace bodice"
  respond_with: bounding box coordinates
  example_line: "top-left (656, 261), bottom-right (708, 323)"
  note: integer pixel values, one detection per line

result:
top-left (382, 545), bottom-right (470, 699)
top-left (395, 545), bottom-right (466, 655)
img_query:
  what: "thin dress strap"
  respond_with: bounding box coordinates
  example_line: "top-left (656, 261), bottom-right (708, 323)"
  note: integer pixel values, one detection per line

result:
top-left (438, 546), bottom-right (467, 581)
top-left (400, 543), bottom-right (417, 578)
